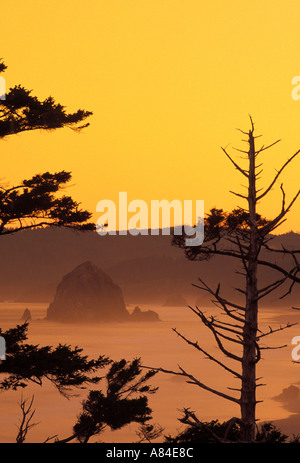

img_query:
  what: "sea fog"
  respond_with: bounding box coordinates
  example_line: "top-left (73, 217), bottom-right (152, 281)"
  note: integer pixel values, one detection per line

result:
top-left (0, 302), bottom-right (299, 443)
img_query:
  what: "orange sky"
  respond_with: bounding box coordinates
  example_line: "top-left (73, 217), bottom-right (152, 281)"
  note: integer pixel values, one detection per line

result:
top-left (1, 0), bottom-right (300, 232)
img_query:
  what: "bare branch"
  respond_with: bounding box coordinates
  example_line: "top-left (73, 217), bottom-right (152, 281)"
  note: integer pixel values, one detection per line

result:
top-left (229, 190), bottom-right (248, 200)
top-left (221, 146), bottom-right (249, 178)
top-left (256, 139), bottom-right (281, 155)
top-left (256, 322), bottom-right (296, 341)
top-left (172, 327), bottom-right (242, 379)
top-left (257, 258), bottom-right (300, 285)
top-left (142, 364), bottom-right (240, 404)
top-left (257, 149), bottom-right (300, 201)
top-left (192, 278), bottom-right (245, 322)
top-left (178, 365), bottom-right (240, 404)
top-left (189, 308), bottom-right (243, 362)
top-left (257, 272), bottom-right (294, 300)
top-left (260, 344), bottom-right (287, 350)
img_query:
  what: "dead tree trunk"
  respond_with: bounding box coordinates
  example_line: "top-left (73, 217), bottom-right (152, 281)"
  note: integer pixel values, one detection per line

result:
top-left (147, 117), bottom-right (300, 443)
top-left (240, 127), bottom-right (259, 441)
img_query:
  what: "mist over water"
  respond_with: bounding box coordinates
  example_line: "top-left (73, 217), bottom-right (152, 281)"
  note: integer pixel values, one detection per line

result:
top-left (0, 302), bottom-right (299, 443)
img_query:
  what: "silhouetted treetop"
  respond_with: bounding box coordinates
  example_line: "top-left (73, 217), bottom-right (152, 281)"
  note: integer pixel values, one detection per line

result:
top-left (173, 206), bottom-right (269, 261)
top-left (0, 60), bottom-right (7, 74)
top-left (0, 60), bottom-right (95, 233)
top-left (71, 358), bottom-right (158, 443)
top-left (0, 61), bottom-right (92, 137)
top-left (0, 171), bottom-right (95, 234)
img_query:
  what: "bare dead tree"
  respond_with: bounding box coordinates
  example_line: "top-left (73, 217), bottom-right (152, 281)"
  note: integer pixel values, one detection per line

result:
top-left (145, 117), bottom-right (300, 442)
top-left (16, 395), bottom-right (39, 443)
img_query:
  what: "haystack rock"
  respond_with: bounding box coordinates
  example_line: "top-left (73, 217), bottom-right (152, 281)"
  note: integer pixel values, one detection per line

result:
top-left (21, 308), bottom-right (32, 322)
top-left (46, 261), bottom-right (130, 323)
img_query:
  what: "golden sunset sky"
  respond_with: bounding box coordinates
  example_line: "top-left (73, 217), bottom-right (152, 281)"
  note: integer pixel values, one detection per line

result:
top-left (1, 1), bottom-right (300, 232)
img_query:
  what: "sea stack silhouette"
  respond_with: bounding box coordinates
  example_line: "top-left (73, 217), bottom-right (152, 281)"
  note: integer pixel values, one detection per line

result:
top-left (46, 261), bottom-right (130, 323)
top-left (21, 308), bottom-right (32, 322)
top-left (130, 306), bottom-right (160, 322)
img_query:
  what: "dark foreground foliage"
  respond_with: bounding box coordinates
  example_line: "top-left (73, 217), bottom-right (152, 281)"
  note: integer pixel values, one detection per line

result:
top-left (0, 323), bottom-right (159, 443)
top-left (0, 322), bottom-right (110, 394)
top-left (165, 419), bottom-right (300, 443)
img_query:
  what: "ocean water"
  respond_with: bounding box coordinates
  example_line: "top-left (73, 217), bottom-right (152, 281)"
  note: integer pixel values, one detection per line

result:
top-left (0, 302), bottom-right (299, 443)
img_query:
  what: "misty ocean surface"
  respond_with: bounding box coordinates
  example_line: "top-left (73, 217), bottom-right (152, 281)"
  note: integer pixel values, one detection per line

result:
top-left (0, 302), bottom-right (300, 443)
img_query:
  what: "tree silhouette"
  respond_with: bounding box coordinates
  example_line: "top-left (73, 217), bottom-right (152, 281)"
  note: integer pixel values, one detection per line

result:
top-left (0, 59), bottom-right (94, 234)
top-left (147, 117), bottom-right (300, 442)
top-left (0, 171), bottom-right (95, 234)
top-left (15, 358), bottom-right (158, 443)
top-left (0, 60), bottom-right (91, 138)
top-left (0, 59), bottom-right (160, 444)
top-left (164, 418), bottom-right (289, 443)
top-left (64, 359), bottom-right (158, 443)
top-left (0, 323), bottom-right (110, 395)
top-left (0, 59), bottom-right (103, 441)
